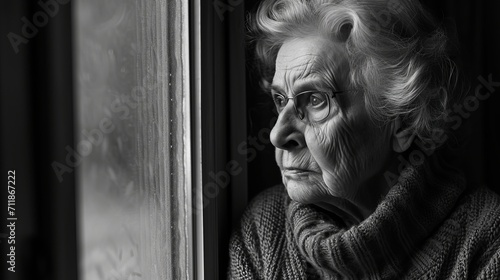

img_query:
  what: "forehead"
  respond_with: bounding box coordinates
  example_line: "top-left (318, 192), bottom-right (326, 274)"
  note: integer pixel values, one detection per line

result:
top-left (273, 36), bottom-right (347, 89)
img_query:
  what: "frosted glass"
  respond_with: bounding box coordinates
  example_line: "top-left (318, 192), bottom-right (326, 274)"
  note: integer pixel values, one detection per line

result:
top-left (75, 0), bottom-right (192, 279)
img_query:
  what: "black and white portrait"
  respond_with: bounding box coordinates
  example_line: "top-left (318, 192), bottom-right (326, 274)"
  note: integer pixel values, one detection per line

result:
top-left (1, 0), bottom-right (499, 279)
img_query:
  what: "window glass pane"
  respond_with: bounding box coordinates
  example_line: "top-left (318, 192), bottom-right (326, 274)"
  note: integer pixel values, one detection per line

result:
top-left (74, 1), bottom-right (192, 279)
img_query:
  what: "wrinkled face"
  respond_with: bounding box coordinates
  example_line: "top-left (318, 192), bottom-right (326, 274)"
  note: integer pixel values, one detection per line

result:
top-left (270, 36), bottom-right (393, 205)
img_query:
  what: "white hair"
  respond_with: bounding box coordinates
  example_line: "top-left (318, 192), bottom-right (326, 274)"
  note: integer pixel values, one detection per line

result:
top-left (250, 0), bottom-right (460, 144)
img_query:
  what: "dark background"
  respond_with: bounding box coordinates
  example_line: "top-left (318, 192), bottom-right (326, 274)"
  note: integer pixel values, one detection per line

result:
top-left (1, 1), bottom-right (76, 280)
top-left (245, 0), bottom-right (500, 200)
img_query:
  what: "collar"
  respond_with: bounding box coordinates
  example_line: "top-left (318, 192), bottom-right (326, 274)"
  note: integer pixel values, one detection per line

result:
top-left (286, 156), bottom-right (466, 279)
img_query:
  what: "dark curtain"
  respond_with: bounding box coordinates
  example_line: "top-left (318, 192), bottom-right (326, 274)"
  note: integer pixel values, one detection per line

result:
top-left (1, 1), bottom-right (77, 280)
top-left (421, 0), bottom-right (500, 192)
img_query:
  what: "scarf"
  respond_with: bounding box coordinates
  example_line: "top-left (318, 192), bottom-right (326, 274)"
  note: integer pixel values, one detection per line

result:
top-left (229, 157), bottom-right (500, 279)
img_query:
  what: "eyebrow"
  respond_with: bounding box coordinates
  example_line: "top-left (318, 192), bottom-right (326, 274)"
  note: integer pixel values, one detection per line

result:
top-left (269, 77), bottom-right (337, 96)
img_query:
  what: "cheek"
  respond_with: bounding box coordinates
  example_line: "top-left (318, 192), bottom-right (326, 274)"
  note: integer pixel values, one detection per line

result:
top-left (304, 115), bottom-right (369, 180)
top-left (274, 149), bottom-right (283, 168)
top-left (305, 117), bottom-right (353, 163)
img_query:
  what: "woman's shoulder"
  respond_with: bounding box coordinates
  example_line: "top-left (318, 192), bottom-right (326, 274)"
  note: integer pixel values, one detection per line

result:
top-left (228, 185), bottom-right (291, 279)
top-left (457, 187), bottom-right (500, 278)
top-left (450, 187), bottom-right (500, 237)
top-left (458, 187), bottom-right (500, 222)
top-left (238, 184), bottom-right (289, 229)
top-left (451, 187), bottom-right (500, 259)
top-left (247, 184), bottom-right (288, 209)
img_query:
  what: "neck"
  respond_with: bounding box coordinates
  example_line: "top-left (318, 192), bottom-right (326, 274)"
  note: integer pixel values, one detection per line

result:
top-left (287, 155), bottom-right (466, 278)
top-left (317, 153), bottom-right (400, 225)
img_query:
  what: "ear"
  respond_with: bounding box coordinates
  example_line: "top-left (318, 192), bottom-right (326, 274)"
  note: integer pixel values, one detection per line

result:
top-left (392, 118), bottom-right (416, 153)
top-left (338, 23), bottom-right (353, 42)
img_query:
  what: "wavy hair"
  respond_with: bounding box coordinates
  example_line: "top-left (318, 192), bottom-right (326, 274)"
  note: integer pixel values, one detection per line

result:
top-left (250, 0), bottom-right (460, 145)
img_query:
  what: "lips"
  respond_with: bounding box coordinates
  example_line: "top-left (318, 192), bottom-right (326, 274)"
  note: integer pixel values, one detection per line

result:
top-left (282, 167), bottom-right (315, 180)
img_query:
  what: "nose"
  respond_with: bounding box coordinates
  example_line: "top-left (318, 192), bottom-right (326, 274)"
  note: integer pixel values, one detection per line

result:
top-left (270, 103), bottom-right (306, 150)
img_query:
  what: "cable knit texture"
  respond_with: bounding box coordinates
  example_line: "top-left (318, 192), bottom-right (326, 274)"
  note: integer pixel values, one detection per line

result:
top-left (228, 159), bottom-right (500, 279)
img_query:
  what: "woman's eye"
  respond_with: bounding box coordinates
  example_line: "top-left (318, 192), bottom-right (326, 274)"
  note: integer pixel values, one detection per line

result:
top-left (309, 93), bottom-right (326, 107)
top-left (272, 94), bottom-right (286, 107)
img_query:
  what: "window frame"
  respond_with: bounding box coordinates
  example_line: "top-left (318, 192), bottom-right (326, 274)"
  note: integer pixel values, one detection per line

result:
top-left (191, 0), bottom-right (248, 278)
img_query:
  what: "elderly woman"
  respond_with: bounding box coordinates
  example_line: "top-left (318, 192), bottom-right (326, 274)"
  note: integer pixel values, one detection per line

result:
top-left (228, 0), bottom-right (500, 279)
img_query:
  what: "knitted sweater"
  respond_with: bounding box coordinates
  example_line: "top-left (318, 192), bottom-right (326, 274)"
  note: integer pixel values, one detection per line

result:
top-left (228, 160), bottom-right (500, 279)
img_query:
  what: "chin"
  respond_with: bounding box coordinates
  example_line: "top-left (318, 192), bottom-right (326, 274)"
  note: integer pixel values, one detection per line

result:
top-left (282, 174), bottom-right (326, 204)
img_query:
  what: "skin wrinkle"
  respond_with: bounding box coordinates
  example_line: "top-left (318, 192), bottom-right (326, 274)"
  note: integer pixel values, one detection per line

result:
top-left (281, 55), bottom-right (317, 95)
top-left (271, 36), bottom-right (395, 224)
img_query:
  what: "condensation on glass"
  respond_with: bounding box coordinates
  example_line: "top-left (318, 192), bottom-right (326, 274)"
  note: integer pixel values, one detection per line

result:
top-left (75, 1), bottom-right (192, 279)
